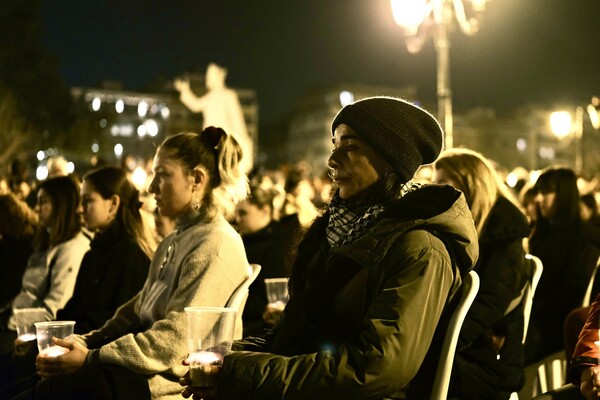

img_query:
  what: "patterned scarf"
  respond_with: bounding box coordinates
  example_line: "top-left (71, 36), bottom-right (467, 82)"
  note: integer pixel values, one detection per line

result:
top-left (326, 180), bottom-right (421, 250)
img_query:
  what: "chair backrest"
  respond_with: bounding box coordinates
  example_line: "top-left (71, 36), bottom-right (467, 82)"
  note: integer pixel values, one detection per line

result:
top-left (522, 254), bottom-right (544, 343)
top-left (430, 270), bottom-right (480, 400)
top-left (581, 255), bottom-right (600, 307)
top-left (226, 264), bottom-right (262, 312)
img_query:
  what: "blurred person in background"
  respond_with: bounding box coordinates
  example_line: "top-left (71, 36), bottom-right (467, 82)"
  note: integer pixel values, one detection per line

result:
top-left (0, 194), bottom-right (38, 329)
top-left (519, 183), bottom-right (539, 230)
top-left (434, 148), bottom-right (530, 399)
top-left (235, 185), bottom-right (289, 336)
top-left (525, 167), bottom-right (600, 364)
top-left (180, 97), bottom-right (478, 400)
top-left (580, 193), bottom-right (600, 231)
top-left (0, 176), bottom-right (90, 355)
top-left (13, 128), bottom-right (249, 400)
top-left (0, 166), bottom-right (155, 395)
top-left (45, 156), bottom-right (69, 178)
top-left (57, 166), bottom-right (154, 334)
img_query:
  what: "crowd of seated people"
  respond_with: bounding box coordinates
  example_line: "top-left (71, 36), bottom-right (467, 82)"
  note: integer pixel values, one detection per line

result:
top-left (5, 96), bottom-right (600, 399)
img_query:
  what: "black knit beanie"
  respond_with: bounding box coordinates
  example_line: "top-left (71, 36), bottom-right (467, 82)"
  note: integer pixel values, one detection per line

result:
top-left (331, 96), bottom-right (444, 183)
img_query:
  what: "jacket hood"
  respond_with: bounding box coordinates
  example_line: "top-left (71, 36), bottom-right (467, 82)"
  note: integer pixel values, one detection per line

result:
top-left (377, 184), bottom-right (479, 275)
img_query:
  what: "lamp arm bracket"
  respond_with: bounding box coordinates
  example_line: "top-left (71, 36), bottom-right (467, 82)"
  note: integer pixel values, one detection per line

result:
top-left (452, 0), bottom-right (480, 35)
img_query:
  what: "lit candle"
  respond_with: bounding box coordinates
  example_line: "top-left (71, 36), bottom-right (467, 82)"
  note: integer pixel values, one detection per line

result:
top-left (18, 333), bottom-right (37, 342)
top-left (189, 351), bottom-right (223, 388)
top-left (40, 345), bottom-right (68, 358)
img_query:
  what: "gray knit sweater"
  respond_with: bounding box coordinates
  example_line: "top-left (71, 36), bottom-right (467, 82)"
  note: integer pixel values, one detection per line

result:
top-left (83, 212), bottom-right (249, 399)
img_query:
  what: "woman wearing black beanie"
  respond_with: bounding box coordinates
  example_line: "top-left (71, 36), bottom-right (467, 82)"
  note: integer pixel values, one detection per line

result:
top-left (182, 96), bottom-right (480, 400)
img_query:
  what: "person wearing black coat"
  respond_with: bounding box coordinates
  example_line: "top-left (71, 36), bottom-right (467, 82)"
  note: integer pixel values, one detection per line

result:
top-left (235, 186), bottom-right (290, 336)
top-left (526, 167), bottom-right (600, 364)
top-left (435, 148), bottom-right (531, 400)
top-left (57, 223), bottom-right (150, 333)
top-left (0, 194), bottom-right (37, 329)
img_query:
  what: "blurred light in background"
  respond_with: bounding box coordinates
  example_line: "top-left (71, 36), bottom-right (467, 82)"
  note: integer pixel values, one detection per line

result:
top-left (114, 143), bottom-right (123, 158)
top-left (339, 91), bottom-right (355, 107)
top-left (36, 165), bottom-right (48, 181)
top-left (550, 111), bottom-right (572, 139)
top-left (144, 119), bottom-right (159, 137)
top-left (92, 97), bottom-right (101, 111)
top-left (115, 99), bottom-right (125, 114)
top-left (131, 166), bottom-right (148, 191)
top-left (138, 101), bottom-right (148, 117)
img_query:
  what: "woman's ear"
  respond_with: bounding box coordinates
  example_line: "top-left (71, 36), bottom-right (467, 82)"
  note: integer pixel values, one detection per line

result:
top-left (191, 167), bottom-right (207, 189)
top-left (109, 194), bottom-right (121, 216)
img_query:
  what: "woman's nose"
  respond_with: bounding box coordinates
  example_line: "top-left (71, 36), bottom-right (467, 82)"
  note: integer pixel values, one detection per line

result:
top-left (148, 177), bottom-right (158, 194)
top-left (327, 149), bottom-right (340, 170)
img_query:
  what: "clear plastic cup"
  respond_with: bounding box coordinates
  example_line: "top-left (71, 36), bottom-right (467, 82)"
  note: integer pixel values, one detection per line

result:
top-left (264, 278), bottom-right (289, 311)
top-left (34, 321), bottom-right (75, 357)
top-left (13, 307), bottom-right (47, 342)
top-left (185, 307), bottom-right (237, 388)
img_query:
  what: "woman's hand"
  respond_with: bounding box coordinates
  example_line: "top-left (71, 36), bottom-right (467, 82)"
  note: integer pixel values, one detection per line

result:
top-left (180, 356), bottom-right (219, 400)
top-left (13, 337), bottom-right (36, 358)
top-left (262, 303), bottom-right (284, 326)
top-left (580, 366), bottom-right (600, 399)
top-left (35, 337), bottom-right (88, 379)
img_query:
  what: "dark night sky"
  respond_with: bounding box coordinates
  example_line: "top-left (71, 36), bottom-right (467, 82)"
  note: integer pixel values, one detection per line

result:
top-left (40, 0), bottom-right (600, 122)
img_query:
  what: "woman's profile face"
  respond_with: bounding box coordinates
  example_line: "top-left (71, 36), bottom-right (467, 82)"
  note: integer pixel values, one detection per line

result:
top-left (148, 148), bottom-right (195, 219)
top-left (35, 188), bottom-right (53, 228)
top-left (327, 124), bottom-right (389, 200)
top-left (535, 190), bottom-right (556, 218)
top-left (235, 200), bottom-right (271, 235)
top-left (80, 180), bottom-right (116, 232)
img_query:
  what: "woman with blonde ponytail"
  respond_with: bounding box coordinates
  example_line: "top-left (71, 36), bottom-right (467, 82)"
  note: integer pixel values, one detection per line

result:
top-left (24, 127), bottom-right (250, 400)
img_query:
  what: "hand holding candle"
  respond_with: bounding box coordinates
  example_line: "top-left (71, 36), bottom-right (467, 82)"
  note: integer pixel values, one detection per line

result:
top-left (184, 307), bottom-right (237, 389)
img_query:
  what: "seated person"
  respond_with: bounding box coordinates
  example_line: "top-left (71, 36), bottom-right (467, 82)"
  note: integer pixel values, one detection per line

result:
top-left (181, 97), bottom-right (479, 399)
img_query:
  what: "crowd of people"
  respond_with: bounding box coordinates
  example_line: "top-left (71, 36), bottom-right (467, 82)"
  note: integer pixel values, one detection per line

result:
top-left (1, 96), bottom-right (600, 399)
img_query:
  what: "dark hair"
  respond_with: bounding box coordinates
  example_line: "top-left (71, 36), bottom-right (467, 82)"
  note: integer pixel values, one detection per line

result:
top-left (83, 166), bottom-right (155, 257)
top-left (158, 127), bottom-right (248, 218)
top-left (35, 176), bottom-right (82, 250)
top-left (534, 167), bottom-right (581, 226)
top-left (580, 193), bottom-right (598, 215)
top-left (0, 193), bottom-right (38, 238)
top-left (246, 186), bottom-right (278, 219)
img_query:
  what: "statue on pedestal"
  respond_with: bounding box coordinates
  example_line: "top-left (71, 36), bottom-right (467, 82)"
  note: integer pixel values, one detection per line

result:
top-left (175, 63), bottom-right (253, 172)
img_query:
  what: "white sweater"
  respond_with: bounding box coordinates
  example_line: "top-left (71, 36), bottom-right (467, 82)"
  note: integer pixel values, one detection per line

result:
top-left (84, 213), bottom-right (249, 400)
top-left (10, 231), bottom-right (90, 325)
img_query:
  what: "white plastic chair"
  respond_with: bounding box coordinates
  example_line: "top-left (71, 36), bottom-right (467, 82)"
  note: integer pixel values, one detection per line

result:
top-left (430, 270), bottom-right (480, 400)
top-left (528, 255), bottom-right (600, 397)
top-left (523, 254), bottom-right (544, 342)
top-left (510, 254), bottom-right (544, 400)
top-left (581, 255), bottom-right (600, 307)
top-left (225, 263), bottom-right (262, 312)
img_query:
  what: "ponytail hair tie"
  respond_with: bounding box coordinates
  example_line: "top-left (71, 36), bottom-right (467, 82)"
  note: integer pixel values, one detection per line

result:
top-left (200, 126), bottom-right (226, 150)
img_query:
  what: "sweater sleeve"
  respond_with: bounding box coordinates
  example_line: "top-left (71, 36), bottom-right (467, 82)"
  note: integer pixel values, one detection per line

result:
top-left (43, 234), bottom-right (89, 318)
top-left (219, 233), bottom-right (455, 400)
top-left (94, 251), bottom-right (245, 375)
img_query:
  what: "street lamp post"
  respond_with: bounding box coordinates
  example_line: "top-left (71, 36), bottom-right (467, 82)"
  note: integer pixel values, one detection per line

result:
top-left (550, 99), bottom-right (600, 175)
top-left (391, 0), bottom-right (490, 149)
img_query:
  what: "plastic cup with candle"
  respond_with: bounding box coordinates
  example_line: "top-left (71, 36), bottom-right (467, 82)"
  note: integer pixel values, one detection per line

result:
top-left (13, 307), bottom-right (47, 342)
top-left (34, 321), bottom-right (75, 357)
top-left (264, 278), bottom-right (289, 311)
top-left (185, 307), bottom-right (237, 388)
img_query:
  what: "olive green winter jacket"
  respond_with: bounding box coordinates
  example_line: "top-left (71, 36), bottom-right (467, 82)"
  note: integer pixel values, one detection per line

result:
top-left (219, 184), bottom-right (479, 400)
